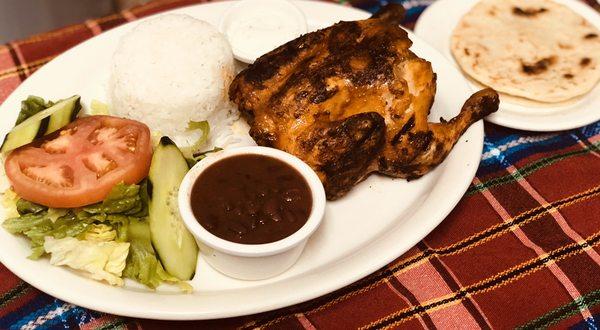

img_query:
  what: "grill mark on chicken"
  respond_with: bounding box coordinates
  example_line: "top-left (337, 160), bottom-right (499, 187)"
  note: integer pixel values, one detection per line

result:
top-left (391, 115), bottom-right (415, 145)
top-left (271, 20), bottom-right (402, 106)
top-left (243, 32), bottom-right (327, 87)
top-left (408, 131), bottom-right (432, 150)
top-left (229, 4), bottom-right (500, 199)
top-left (316, 112), bottom-right (386, 198)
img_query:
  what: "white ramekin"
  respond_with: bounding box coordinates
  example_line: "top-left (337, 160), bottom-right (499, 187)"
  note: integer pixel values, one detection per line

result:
top-left (218, 0), bottom-right (308, 64)
top-left (178, 146), bottom-right (326, 280)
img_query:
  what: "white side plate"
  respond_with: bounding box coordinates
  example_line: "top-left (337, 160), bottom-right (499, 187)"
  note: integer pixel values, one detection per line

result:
top-left (415, 0), bottom-right (600, 131)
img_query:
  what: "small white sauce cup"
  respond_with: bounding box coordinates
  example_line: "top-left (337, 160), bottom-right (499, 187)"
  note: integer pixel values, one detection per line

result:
top-left (178, 146), bottom-right (326, 280)
top-left (219, 0), bottom-right (308, 63)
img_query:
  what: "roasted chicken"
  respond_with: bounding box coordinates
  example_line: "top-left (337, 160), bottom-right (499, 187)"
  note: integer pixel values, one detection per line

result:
top-left (229, 4), bottom-right (499, 199)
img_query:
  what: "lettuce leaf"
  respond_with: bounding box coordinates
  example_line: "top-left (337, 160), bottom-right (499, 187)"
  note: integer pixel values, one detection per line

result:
top-left (15, 95), bottom-right (54, 125)
top-left (3, 213), bottom-right (53, 234)
top-left (3, 182), bottom-right (190, 291)
top-left (2, 182), bottom-right (147, 259)
top-left (44, 236), bottom-right (129, 286)
top-left (123, 219), bottom-right (191, 292)
top-left (83, 224), bottom-right (117, 242)
top-left (81, 182), bottom-right (147, 216)
top-left (3, 211), bottom-right (95, 259)
top-left (16, 199), bottom-right (47, 215)
top-left (47, 208), bottom-right (68, 223)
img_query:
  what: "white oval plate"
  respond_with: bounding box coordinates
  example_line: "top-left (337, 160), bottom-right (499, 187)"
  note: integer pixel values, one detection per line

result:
top-left (415, 0), bottom-right (600, 132)
top-left (0, 0), bottom-right (484, 320)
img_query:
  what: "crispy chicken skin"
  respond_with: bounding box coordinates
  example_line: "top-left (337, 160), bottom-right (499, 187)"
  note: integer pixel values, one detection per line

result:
top-left (229, 4), bottom-right (499, 199)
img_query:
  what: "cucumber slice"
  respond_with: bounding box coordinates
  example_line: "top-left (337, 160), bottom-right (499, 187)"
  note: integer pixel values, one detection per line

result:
top-left (0, 95), bottom-right (81, 154)
top-left (147, 136), bottom-right (198, 280)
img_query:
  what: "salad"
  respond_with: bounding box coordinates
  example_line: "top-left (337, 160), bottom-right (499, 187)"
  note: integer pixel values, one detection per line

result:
top-left (0, 95), bottom-right (208, 291)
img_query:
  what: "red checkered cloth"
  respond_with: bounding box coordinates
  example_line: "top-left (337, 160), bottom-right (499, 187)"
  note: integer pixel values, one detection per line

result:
top-left (1, 0), bottom-right (600, 329)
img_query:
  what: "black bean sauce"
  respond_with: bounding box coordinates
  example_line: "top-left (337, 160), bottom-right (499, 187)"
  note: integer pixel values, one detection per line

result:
top-left (190, 154), bottom-right (312, 244)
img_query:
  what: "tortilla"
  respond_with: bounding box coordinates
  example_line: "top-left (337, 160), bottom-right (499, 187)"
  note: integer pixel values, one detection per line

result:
top-left (451, 0), bottom-right (600, 103)
top-left (462, 68), bottom-right (587, 110)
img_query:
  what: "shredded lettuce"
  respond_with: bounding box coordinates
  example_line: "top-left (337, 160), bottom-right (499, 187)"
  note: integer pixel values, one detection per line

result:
top-left (180, 120), bottom-right (210, 160)
top-left (2, 183), bottom-right (147, 259)
top-left (192, 147), bottom-right (223, 161)
top-left (3, 182), bottom-right (192, 291)
top-left (186, 120), bottom-right (210, 135)
top-left (44, 236), bottom-right (129, 286)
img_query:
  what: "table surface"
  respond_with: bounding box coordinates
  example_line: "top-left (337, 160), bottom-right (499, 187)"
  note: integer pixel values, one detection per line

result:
top-left (1, 0), bottom-right (600, 329)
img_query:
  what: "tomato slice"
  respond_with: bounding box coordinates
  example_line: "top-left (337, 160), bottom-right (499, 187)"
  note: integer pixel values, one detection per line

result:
top-left (5, 115), bottom-right (152, 208)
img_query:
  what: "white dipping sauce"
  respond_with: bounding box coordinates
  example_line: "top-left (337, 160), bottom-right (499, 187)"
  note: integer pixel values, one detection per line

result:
top-left (220, 0), bottom-right (307, 63)
top-left (227, 11), bottom-right (300, 59)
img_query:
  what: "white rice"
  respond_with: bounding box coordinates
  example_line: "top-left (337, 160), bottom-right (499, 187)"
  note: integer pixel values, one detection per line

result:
top-left (109, 14), bottom-right (242, 149)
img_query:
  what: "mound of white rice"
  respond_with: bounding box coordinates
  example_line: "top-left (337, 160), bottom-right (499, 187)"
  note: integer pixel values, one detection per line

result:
top-left (109, 14), bottom-right (239, 148)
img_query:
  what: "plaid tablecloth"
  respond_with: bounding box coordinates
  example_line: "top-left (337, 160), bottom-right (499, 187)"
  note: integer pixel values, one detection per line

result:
top-left (1, 0), bottom-right (600, 329)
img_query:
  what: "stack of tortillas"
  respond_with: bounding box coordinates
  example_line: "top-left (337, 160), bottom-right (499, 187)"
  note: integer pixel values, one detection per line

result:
top-left (451, 0), bottom-right (600, 104)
